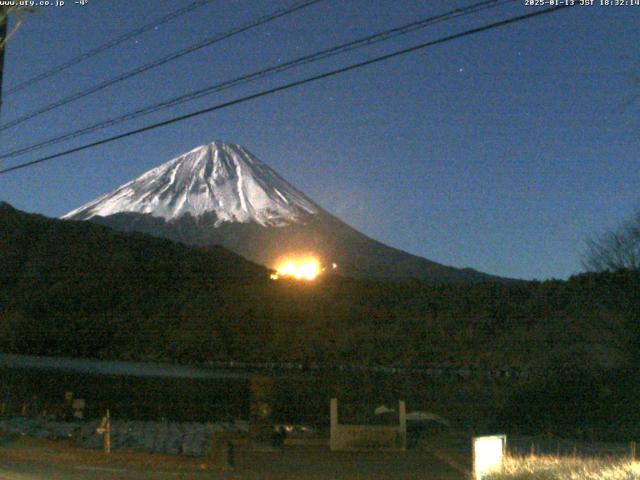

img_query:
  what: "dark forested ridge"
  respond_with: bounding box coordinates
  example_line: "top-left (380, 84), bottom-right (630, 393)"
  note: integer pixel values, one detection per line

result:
top-left (2, 204), bottom-right (640, 438)
top-left (90, 208), bottom-right (503, 284)
top-left (1, 203), bottom-right (638, 370)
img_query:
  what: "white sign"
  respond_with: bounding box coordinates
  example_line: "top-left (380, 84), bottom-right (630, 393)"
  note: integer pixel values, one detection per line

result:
top-left (473, 435), bottom-right (506, 479)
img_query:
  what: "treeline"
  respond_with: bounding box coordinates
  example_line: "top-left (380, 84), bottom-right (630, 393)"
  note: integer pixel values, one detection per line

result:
top-left (2, 204), bottom-right (639, 372)
top-left (3, 204), bottom-right (640, 439)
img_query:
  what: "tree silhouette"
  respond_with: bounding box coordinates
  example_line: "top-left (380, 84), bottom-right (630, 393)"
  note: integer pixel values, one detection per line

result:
top-left (583, 209), bottom-right (640, 272)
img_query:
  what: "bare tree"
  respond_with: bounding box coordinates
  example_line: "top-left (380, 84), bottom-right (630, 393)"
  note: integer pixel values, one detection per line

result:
top-left (583, 209), bottom-right (640, 272)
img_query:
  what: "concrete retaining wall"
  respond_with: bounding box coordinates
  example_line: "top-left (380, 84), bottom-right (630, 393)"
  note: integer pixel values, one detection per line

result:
top-left (330, 399), bottom-right (406, 451)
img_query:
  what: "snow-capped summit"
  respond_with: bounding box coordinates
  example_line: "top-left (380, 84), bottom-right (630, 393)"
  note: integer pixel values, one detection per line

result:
top-left (63, 141), bottom-right (319, 227)
top-left (63, 140), bottom-right (501, 283)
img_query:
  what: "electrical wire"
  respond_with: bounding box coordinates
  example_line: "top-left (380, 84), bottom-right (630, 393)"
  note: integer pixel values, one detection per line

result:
top-left (0, 0), bottom-right (324, 132)
top-left (0, 0), bottom-right (516, 161)
top-left (3, 0), bottom-right (216, 97)
top-left (0, 4), bottom-right (574, 176)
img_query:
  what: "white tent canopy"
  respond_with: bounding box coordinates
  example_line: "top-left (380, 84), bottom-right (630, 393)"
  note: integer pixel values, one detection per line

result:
top-left (405, 411), bottom-right (450, 426)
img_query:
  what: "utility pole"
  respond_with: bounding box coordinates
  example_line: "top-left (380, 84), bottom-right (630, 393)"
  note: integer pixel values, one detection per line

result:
top-left (0, 10), bottom-right (7, 117)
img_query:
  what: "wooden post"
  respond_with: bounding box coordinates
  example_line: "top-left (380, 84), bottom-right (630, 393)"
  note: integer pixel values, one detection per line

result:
top-left (330, 398), bottom-right (338, 451)
top-left (105, 410), bottom-right (111, 454)
top-left (97, 409), bottom-right (111, 454)
top-left (630, 441), bottom-right (636, 461)
top-left (398, 400), bottom-right (406, 451)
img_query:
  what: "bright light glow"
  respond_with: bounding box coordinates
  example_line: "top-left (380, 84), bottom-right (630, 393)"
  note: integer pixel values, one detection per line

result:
top-left (500, 455), bottom-right (640, 479)
top-left (274, 257), bottom-right (322, 281)
top-left (473, 435), bottom-right (506, 479)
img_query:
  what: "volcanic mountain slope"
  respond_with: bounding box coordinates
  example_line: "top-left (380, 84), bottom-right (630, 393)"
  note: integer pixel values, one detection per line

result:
top-left (64, 141), bottom-right (500, 283)
top-left (64, 142), bottom-right (318, 227)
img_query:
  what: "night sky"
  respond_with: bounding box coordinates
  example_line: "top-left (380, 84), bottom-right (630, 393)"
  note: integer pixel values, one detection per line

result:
top-left (1, 0), bottom-right (638, 280)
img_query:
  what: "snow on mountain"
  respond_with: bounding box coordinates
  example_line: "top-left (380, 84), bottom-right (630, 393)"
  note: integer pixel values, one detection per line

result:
top-left (63, 141), bottom-right (319, 227)
top-left (61, 141), bottom-right (502, 283)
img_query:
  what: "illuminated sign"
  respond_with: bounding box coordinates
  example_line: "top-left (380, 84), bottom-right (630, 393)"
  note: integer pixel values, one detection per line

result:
top-left (473, 435), bottom-right (506, 479)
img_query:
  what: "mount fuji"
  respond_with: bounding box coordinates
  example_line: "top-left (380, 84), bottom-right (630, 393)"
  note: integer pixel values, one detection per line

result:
top-left (63, 141), bottom-right (499, 283)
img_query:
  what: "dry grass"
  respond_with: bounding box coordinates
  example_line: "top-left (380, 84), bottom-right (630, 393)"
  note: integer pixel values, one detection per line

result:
top-left (487, 454), bottom-right (640, 480)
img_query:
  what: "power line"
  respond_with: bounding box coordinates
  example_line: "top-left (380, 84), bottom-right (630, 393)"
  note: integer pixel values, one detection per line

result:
top-left (0, 0), bottom-right (323, 132)
top-left (3, 0), bottom-right (216, 97)
top-left (0, 0), bottom-right (515, 161)
top-left (0, 5), bottom-right (574, 177)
